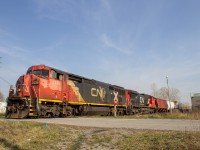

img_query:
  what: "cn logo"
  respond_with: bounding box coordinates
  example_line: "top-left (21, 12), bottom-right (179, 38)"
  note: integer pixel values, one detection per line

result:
top-left (91, 87), bottom-right (106, 101)
top-left (140, 97), bottom-right (144, 104)
top-left (113, 91), bottom-right (118, 104)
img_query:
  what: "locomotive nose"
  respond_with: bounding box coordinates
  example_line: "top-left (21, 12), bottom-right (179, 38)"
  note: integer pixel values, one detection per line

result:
top-left (15, 75), bottom-right (31, 97)
top-left (16, 75), bottom-right (24, 97)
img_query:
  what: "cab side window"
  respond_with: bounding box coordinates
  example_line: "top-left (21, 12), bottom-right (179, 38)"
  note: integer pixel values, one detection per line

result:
top-left (52, 70), bottom-right (57, 79)
top-left (51, 70), bottom-right (63, 81)
top-left (59, 74), bottom-right (62, 81)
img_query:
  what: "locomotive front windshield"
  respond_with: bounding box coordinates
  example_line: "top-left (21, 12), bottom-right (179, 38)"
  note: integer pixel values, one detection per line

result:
top-left (27, 69), bottom-right (49, 78)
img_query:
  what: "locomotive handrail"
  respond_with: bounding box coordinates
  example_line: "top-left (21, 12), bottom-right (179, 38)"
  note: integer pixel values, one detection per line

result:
top-left (31, 85), bottom-right (38, 99)
top-left (17, 84), bottom-right (32, 99)
top-left (31, 85), bottom-right (40, 114)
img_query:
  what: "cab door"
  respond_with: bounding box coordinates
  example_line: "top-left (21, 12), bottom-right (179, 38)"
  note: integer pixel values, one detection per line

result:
top-left (49, 70), bottom-right (64, 100)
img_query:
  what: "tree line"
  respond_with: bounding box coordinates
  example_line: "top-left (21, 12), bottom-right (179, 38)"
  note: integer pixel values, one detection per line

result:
top-left (151, 82), bottom-right (180, 101)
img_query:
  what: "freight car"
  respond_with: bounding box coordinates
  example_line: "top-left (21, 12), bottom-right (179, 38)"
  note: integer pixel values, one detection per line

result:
top-left (167, 101), bottom-right (175, 112)
top-left (178, 102), bottom-right (191, 113)
top-left (155, 98), bottom-right (168, 112)
top-left (5, 64), bottom-right (172, 119)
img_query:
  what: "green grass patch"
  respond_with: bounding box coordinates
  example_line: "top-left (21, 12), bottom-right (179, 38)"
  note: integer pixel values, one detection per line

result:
top-left (0, 113), bottom-right (5, 118)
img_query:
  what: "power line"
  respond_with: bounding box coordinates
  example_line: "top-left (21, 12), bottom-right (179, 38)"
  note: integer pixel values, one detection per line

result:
top-left (0, 76), bottom-right (12, 85)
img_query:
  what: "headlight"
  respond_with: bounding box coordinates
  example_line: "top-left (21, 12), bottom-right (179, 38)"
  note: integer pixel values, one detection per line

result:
top-left (32, 80), bottom-right (39, 85)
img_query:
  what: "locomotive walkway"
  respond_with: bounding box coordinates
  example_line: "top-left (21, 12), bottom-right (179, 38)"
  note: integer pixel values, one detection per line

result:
top-left (10, 117), bottom-right (200, 131)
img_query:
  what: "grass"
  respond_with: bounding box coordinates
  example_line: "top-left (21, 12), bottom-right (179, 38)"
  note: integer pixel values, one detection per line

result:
top-left (130, 112), bottom-right (200, 120)
top-left (0, 120), bottom-right (199, 150)
top-left (0, 113), bottom-right (5, 118)
top-left (117, 131), bottom-right (200, 150)
top-left (0, 120), bottom-right (85, 150)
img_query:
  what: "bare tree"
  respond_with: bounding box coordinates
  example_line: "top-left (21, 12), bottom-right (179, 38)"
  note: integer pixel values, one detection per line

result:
top-left (150, 83), bottom-right (180, 101)
top-left (157, 87), bottom-right (168, 100)
top-left (168, 87), bottom-right (180, 101)
top-left (0, 91), bottom-right (5, 102)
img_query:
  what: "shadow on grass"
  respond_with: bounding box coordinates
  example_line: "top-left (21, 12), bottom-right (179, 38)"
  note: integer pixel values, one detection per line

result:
top-left (0, 138), bottom-right (23, 150)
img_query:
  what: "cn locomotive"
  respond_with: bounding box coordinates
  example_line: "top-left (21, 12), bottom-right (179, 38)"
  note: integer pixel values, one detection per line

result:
top-left (5, 65), bottom-right (173, 119)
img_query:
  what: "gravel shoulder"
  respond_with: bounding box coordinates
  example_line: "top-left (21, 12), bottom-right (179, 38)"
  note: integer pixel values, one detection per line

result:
top-left (3, 117), bottom-right (200, 131)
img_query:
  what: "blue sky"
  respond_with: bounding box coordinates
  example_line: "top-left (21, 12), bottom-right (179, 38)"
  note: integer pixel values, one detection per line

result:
top-left (0, 0), bottom-right (200, 103)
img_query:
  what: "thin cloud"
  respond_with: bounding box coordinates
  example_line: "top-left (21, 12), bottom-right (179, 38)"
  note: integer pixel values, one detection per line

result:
top-left (40, 40), bottom-right (65, 52)
top-left (33, 0), bottom-right (82, 22)
top-left (0, 28), bottom-right (29, 58)
top-left (0, 44), bottom-right (29, 58)
top-left (101, 33), bottom-right (132, 54)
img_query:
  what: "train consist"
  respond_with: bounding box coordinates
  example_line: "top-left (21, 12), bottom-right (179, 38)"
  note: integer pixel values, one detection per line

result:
top-left (5, 65), bottom-right (175, 119)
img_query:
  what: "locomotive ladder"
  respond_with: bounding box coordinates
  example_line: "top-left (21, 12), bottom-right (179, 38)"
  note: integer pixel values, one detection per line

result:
top-left (29, 86), bottom-right (38, 117)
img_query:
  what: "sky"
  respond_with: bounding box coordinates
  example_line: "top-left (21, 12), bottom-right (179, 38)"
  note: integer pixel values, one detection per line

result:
top-left (0, 0), bottom-right (200, 103)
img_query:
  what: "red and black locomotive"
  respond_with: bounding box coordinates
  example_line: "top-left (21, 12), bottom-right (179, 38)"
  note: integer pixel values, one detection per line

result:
top-left (5, 65), bottom-right (170, 119)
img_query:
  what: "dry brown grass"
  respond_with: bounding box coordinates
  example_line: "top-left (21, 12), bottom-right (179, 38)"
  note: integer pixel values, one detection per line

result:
top-left (0, 120), bottom-right (200, 150)
top-left (99, 111), bottom-right (200, 120)
top-left (0, 121), bottom-right (83, 150)
top-left (117, 130), bottom-right (200, 150)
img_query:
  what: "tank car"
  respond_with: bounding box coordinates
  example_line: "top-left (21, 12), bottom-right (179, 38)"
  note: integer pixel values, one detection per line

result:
top-left (167, 101), bottom-right (175, 112)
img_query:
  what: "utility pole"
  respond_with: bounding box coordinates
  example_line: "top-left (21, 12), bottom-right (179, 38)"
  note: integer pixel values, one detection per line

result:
top-left (166, 76), bottom-right (172, 114)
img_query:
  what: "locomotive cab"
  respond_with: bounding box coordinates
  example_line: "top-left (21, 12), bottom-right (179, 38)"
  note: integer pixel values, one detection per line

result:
top-left (6, 65), bottom-right (68, 119)
top-left (11, 65), bottom-right (50, 98)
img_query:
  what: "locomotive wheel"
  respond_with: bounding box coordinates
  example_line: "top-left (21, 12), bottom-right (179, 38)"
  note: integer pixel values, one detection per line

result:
top-left (47, 113), bottom-right (53, 118)
top-left (5, 112), bottom-right (11, 119)
top-left (67, 110), bottom-right (72, 116)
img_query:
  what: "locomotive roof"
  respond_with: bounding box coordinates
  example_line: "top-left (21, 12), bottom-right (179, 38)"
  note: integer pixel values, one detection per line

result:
top-left (50, 66), bottom-right (66, 75)
top-left (127, 89), bottom-right (139, 94)
top-left (141, 93), bottom-right (150, 96)
top-left (49, 65), bottom-right (124, 89)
